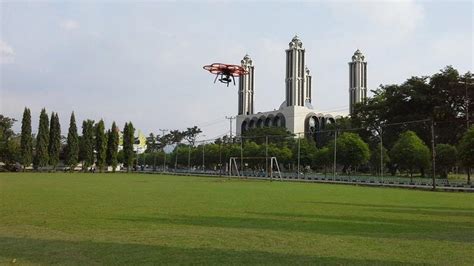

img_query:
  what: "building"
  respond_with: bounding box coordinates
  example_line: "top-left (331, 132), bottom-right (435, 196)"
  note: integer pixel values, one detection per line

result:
top-left (236, 36), bottom-right (367, 138)
top-left (118, 129), bottom-right (147, 154)
top-left (349, 49), bottom-right (367, 114)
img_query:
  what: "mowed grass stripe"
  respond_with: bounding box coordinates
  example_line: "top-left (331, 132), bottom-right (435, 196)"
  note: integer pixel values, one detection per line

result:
top-left (0, 173), bottom-right (473, 265)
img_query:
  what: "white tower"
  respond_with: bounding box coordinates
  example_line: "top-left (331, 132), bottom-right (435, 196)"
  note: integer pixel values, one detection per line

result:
top-left (349, 49), bottom-right (367, 114)
top-left (285, 35), bottom-right (306, 107)
top-left (304, 66), bottom-right (312, 103)
top-left (238, 54), bottom-right (254, 115)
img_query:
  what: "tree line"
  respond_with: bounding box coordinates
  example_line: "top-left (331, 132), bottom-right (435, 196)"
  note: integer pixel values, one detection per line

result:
top-left (0, 109), bottom-right (136, 172)
top-left (138, 124), bottom-right (473, 183)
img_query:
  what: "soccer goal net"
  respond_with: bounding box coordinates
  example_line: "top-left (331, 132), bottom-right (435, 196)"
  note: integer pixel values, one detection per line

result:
top-left (229, 156), bottom-right (281, 180)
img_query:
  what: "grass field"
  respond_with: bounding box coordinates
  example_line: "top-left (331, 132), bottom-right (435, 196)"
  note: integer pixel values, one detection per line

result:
top-left (1, 173), bottom-right (473, 265)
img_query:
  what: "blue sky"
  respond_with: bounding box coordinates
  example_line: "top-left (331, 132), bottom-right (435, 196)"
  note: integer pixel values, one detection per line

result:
top-left (1, 0), bottom-right (472, 139)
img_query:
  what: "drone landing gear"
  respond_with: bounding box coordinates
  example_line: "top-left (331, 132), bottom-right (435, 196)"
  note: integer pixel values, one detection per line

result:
top-left (214, 73), bottom-right (235, 87)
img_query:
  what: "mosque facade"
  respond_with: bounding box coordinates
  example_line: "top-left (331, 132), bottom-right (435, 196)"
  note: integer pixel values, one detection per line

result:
top-left (235, 36), bottom-right (367, 137)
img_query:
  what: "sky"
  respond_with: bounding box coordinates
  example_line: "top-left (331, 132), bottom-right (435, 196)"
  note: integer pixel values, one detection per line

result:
top-left (1, 0), bottom-right (472, 141)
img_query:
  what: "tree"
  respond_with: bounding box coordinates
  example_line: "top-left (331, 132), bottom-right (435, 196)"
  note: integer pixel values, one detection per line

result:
top-left (123, 122), bottom-right (135, 171)
top-left (352, 67), bottom-right (472, 148)
top-left (106, 122), bottom-right (119, 172)
top-left (242, 127), bottom-right (293, 145)
top-left (314, 147), bottom-right (331, 177)
top-left (167, 130), bottom-right (184, 170)
top-left (0, 115), bottom-right (16, 143)
top-left (48, 112), bottom-right (61, 169)
top-left (146, 133), bottom-right (157, 153)
top-left (390, 131), bottom-right (431, 180)
top-left (181, 126), bottom-right (202, 169)
top-left (435, 144), bottom-right (457, 179)
top-left (65, 112), bottom-right (79, 171)
top-left (79, 120), bottom-right (95, 171)
top-left (183, 126), bottom-right (202, 147)
top-left (34, 108), bottom-right (49, 169)
top-left (20, 107), bottom-right (33, 170)
top-left (0, 115), bottom-right (19, 170)
top-left (458, 126), bottom-right (474, 184)
top-left (95, 120), bottom-right (107, 172)
top-left (146, 133), bottom-right (161, 170)
top-left (296, 138), bottom-right (318, 170)
top-left (369, 143), bottom-right (390, 175)
top-left (267, 144), bottom-right (292, 167)
top-left (319, 117), bottom-right (357, 148)
top-left (327, 132), bottom-right (370, 174)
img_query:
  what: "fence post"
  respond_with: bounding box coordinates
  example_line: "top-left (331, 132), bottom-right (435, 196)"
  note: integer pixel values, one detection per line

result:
top-left (265, 136), bottom-right (268, 178)
top-left (163, 151), bottom-right (166, 172)
top-left (240, 137), bottom-right (243, 175)
top-left (297, 133), bottom-right (301, 179)
top-left (431, 120), bottom-right (436, 190)
top-left (333, 130), bottom-right (337, 180)
top-left (202, 142), bottom-right (205, 171)
top-left (219, 142), bottom-right (222, 176)
top-left (188, 145), bottom-right (191, 171)
top-left (380, 127), bottom-right (384, 182)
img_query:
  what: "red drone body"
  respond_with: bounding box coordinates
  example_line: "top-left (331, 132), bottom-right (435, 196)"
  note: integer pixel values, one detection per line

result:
top-left (203, 63), bottom-right (248, 86)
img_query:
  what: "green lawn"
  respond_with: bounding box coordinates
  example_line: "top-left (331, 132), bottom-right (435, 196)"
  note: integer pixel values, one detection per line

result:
top-left (0, 173), bottom-right (473, 265)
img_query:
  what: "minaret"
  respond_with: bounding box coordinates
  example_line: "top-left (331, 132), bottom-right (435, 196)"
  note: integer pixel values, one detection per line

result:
top-left (349, 49), bottom-right (367, 115)
top-left (285, 35), bottom-right (305, 107)
top-left (238, 54), bottom-right (254, 115)
top-left (304, 66), bottom-right (312, 103)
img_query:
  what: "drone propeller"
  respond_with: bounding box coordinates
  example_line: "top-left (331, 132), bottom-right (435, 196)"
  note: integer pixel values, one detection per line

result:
top-left (203, 63), bottom-right (248, 87)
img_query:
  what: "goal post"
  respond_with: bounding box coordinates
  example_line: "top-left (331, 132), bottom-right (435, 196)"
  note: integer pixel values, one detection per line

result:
top-left (269, 157), bottom-right (282, 180)
top-left (229, 156), bottom-right (281, 180)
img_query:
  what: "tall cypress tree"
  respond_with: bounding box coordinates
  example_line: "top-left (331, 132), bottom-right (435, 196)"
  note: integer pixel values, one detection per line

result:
top-left (106, 122), bottom-right (119, 172)
top-left (20, 107), bottom-right (33, 170)
top-left (95, 119), bottom-right (107, 172)
top-left (128, 122), bottom-right (135, 169)
top-left (122, 122), bottom-right (129, 171)
top-left (65, 112), bottom-right (79, 171)
top-left (80, 119), bottom-right (95, 171)
top-left (48, 112), bottom-right (61, 169)
top-left (34, 108), bottom-right (49, 169)
top-left (123, 122), bottom-right (135, 172)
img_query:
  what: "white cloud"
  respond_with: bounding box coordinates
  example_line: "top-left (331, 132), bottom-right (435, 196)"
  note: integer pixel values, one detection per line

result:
top-left (0, 40), bottom-right (15, 64)
top-left (60, 19), bottom-right (80, 31)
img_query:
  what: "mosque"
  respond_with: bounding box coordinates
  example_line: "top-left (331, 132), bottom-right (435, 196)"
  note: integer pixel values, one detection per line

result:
top-left (235, 35), bottom-right (367, 137)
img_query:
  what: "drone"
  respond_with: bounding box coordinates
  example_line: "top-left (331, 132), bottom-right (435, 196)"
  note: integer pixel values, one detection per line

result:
top-left (203, 63), bottom-right (248, 87)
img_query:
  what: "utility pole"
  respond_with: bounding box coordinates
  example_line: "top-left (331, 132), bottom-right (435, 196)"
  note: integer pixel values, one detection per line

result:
top-left (159, 129), bottom-right (168, 172)
top-left (467, 78), bottom-right (470, 129)
top-left (201, 135), bottom-right (206, 171)
top-left (431, 120), bottom-right (436, 190)
top-left (225, 116), bottom-right (236, 139)
top-left (380, 127), bottom-right (383, 181)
